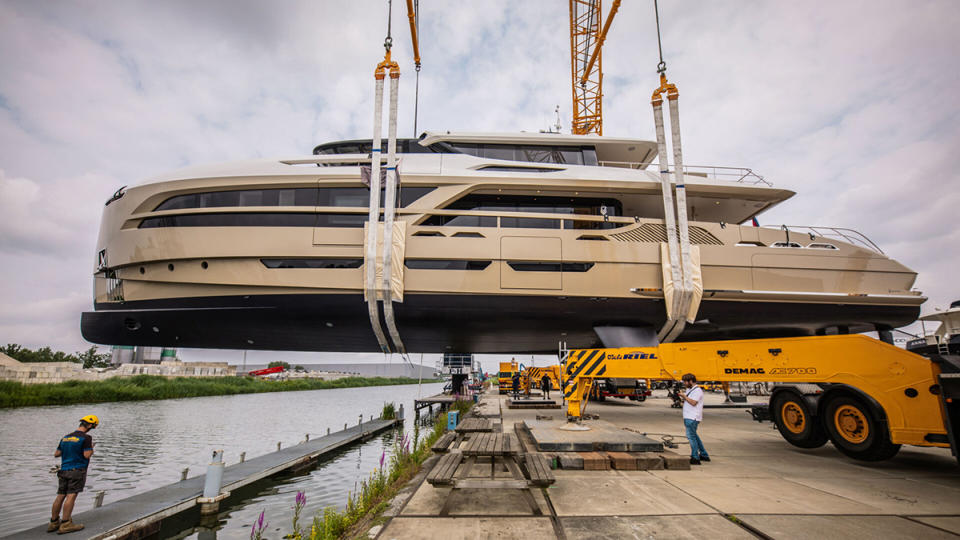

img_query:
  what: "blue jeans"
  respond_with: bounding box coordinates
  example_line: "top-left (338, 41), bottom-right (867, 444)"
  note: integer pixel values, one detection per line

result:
top-left (684, 418), bottom-right (708, 459)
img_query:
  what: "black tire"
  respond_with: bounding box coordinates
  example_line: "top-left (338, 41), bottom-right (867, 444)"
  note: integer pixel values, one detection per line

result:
top-left (770, 391), bottom-right (829, 449)
top-left (636, 394), bottom-right (647, 402)
top-left (821, 394), bottom-right (901, 461)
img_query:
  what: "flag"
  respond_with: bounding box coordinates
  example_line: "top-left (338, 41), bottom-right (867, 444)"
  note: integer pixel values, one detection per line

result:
top-left (751, 217), bottom-right (759, 227)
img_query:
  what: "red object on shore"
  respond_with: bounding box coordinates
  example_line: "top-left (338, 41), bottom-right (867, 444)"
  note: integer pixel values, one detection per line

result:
top-left (247, 366), bottom-right (284, 377)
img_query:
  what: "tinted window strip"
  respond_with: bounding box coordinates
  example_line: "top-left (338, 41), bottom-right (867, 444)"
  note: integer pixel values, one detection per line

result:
top-left (507, 262), bottom-right (594, 272)
top-left (154, 186), bottom-right (435, 211)
top-left (139, 213), bottom-right (369, 228)
top-left (261, 259), bottom-right (363, 269)
top-left (405, 260), bottom-right (492, 271)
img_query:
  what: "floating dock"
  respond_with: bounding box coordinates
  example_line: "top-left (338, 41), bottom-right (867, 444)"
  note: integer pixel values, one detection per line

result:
top-left (9, 418), bottom-right (398, 540)
top-left (414, 393), bottom-right (460, 414)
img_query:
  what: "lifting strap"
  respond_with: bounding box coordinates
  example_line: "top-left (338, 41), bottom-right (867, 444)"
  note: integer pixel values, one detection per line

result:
top-left (651, 0), bottom-right (700, 342)
top-left (381, 71), bottom-right (407, 354)
top-left (366, 72), bottom-right (390, 353)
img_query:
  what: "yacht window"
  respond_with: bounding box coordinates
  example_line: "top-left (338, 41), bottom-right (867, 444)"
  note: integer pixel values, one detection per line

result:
top-left (807, 243), bottom-right (839, 250)
top-left (501, 217), bottom-right (562, 229)
top-left (770, 242), bottom-right (803, 248)
top-left (154, 186), bottom-right (434, 211)
top-left (405, 259), bottom-right (492, 270)
top-left (506, 262), bottom-right (595, 272)
top-left (735, 241), bottom-right (765, 247)
top-left (448, 143), bottom-right (597, 165)
top-left (313, 139), bottom-right (440, 155)
top-left (563, 219), bottom-right (620, 230)
top-left (315, 213), bottom-right (368, 227)
top-left (261, 259), bottom-right (363, 269)
top-left (140, 213), bottom-right (319, 228)
top-left (477, 166), bottom-right (562, 173)
top-left (155, 188), bottom-right (319, 210)
top-left (421, 215), bottom-right (498, 227)
top-left (444, 194), bottom-right (621, 217)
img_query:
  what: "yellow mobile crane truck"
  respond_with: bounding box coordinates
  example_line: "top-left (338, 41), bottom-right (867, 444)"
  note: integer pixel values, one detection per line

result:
top-left (561, 334), bottom-right (959, 462)
top-left (498, 360), bottom-right (519, 394)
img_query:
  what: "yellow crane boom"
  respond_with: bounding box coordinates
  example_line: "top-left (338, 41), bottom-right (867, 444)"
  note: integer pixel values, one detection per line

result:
top-left (569, 0), bottom-right (621, 135)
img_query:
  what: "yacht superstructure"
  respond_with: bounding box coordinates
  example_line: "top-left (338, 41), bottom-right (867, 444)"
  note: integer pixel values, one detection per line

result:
top-left (80, 132), bottom-right (924, 353)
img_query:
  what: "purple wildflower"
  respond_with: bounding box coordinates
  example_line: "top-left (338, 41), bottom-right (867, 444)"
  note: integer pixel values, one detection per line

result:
top-left (295, 490), bottom-right (306, 506)
top-left (379, 450), bottom-right (386, 469)
top-left (250, 510), bottom-right (266, 540)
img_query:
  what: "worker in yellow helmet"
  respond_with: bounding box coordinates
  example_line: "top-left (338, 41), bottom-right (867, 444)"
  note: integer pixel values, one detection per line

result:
top-left (49, 415), bottom-right (99, 534)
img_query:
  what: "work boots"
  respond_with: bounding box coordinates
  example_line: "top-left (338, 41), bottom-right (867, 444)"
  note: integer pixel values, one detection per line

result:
top-left (46, 518), bottom-right (60, 533)
top-left (57, 520), bottom-right (84, 534)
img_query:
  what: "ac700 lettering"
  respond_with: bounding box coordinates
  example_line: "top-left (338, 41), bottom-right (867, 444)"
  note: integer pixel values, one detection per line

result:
top-left (767, 367), bottom-right (817, 375)
top-left (723, 367), bottom-right (817, 375)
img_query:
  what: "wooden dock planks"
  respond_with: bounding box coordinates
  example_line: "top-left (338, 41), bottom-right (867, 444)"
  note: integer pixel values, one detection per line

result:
top-left (524, 453), bottom-right (556, 487)
top-left (431, 432), bottom-right (458, 454)
top-left (455, 417), bottom-right (493, 433)
top-left (427, 452), bottom-right (463, 486)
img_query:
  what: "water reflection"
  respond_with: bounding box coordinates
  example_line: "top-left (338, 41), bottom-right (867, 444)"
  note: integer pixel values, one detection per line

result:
top-left (0, 382), bottom-right (445, 535)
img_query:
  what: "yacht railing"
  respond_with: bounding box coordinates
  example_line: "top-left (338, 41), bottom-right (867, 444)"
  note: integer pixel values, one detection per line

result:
top-left (775, 225), bottom-right (885, 255)
top-left (598, 161), bottom-right (772, 186)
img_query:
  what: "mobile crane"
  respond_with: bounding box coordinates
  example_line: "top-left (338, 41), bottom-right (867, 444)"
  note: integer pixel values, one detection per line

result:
top-left (561, 334), bottom-right (960, 463)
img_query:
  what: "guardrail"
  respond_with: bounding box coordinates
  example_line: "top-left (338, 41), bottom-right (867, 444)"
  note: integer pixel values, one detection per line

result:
top-left (597, 161), bottom-right (772, 186)
top-left (774, 225), bottom-right (885, 254)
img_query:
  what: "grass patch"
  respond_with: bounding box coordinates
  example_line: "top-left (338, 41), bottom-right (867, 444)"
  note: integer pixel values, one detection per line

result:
top-left (0, 376), bottom-right (441, 408)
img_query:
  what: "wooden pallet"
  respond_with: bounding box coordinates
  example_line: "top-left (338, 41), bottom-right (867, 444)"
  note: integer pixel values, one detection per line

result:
top-left (455, 417), bottom-right (493, 433)
top-left (431, 432), bottom-right (457, 454)
top-left (427, 452), bottom-right (463, 486)
top-left (462, 432), bottom-right (517, 457)
top-left (523, 454), bottom-right (556, 487)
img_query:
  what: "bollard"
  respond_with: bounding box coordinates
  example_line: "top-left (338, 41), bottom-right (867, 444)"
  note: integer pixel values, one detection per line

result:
top-left (344, 423), bottom-right (347, 431)
top-left (277, 441), bottom-right (282, 451)
top-left (327, 427), bottom-right (331, 435)
top-left (305, 433), bottom-right (310, 442)
top-left (240, 451), bottom-right (246, 463)
top-left (399, 403), bottom-right (404, 420)
top-left (181, 467), bottom-right (190, 481)
top-left (93, 491), bottom-right (105, 508)
top-left (198, 449), bottom-right (230, 515)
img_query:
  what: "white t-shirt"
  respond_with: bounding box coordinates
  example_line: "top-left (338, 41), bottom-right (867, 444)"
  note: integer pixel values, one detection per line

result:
top-left (682, 385), bottom-right (704, 421)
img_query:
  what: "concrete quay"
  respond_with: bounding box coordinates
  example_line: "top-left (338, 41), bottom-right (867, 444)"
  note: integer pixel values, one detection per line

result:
top-left (375, 391), bottom-right (960, 539)
top-left (8, 418), bottom-right (398, 540)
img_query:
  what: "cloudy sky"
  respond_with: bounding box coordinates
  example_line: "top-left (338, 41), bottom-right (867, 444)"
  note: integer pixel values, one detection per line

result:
top-left (1, 1), bottom-right (958, 371)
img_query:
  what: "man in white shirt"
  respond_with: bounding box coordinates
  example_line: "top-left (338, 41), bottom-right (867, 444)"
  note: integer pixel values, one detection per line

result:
top-left (679, 373), bottom-right (710, 465)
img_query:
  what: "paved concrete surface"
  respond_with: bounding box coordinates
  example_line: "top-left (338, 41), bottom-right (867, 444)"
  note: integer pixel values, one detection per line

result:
top-left (8, 419), bottom-right (398, 540)
top-left (526, 418), bottom-right (663, 452)
top-left (376, 391), bottom-right (960, 539)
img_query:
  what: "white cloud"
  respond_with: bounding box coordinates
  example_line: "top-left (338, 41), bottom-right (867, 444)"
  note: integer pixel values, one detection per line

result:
top-left (0, 0), bottom-right (958, 369)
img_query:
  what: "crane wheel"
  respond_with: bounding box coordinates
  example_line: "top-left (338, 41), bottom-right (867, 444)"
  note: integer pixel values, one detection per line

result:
top-left (822, 395), bottom-right (901, 461)
top-left (770, 391), bottom-right (828, 448)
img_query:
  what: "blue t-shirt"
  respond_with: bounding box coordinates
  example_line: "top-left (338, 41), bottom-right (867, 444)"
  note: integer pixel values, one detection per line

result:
top-left (57, 430), bottom-right (93, 471)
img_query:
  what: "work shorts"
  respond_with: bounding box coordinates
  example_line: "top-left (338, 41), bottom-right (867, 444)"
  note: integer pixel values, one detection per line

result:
top-left (57, 468), bottom-right (87, 494)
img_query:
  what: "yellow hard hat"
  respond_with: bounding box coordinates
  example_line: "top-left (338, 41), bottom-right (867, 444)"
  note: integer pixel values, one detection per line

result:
top-left (80, 415), bottom-right (99, 428)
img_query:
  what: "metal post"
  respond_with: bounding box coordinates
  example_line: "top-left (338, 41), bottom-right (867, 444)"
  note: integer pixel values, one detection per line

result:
top-left (93, 491), bottom-right (105, 508)
top-left (202, 450), bottom-right (224, 499)
top-left (277, 441), bottom-right (281, 451)
top-left (198, 449), bottom-right (230, 515)
top-left (240, 452), bottom-right (246, 463)
top-left (305, 433), bottom-right (310, 442)
top-left (399, 403), bottom-right (405, 420)
top-left (181, 467), bottom-right (189, 481)
top-left (327, 427), bottom-right (331, 435)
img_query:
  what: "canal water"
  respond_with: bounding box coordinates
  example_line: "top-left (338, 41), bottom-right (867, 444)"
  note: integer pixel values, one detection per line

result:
top-left (0, 381), bottom-right (445, 537)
